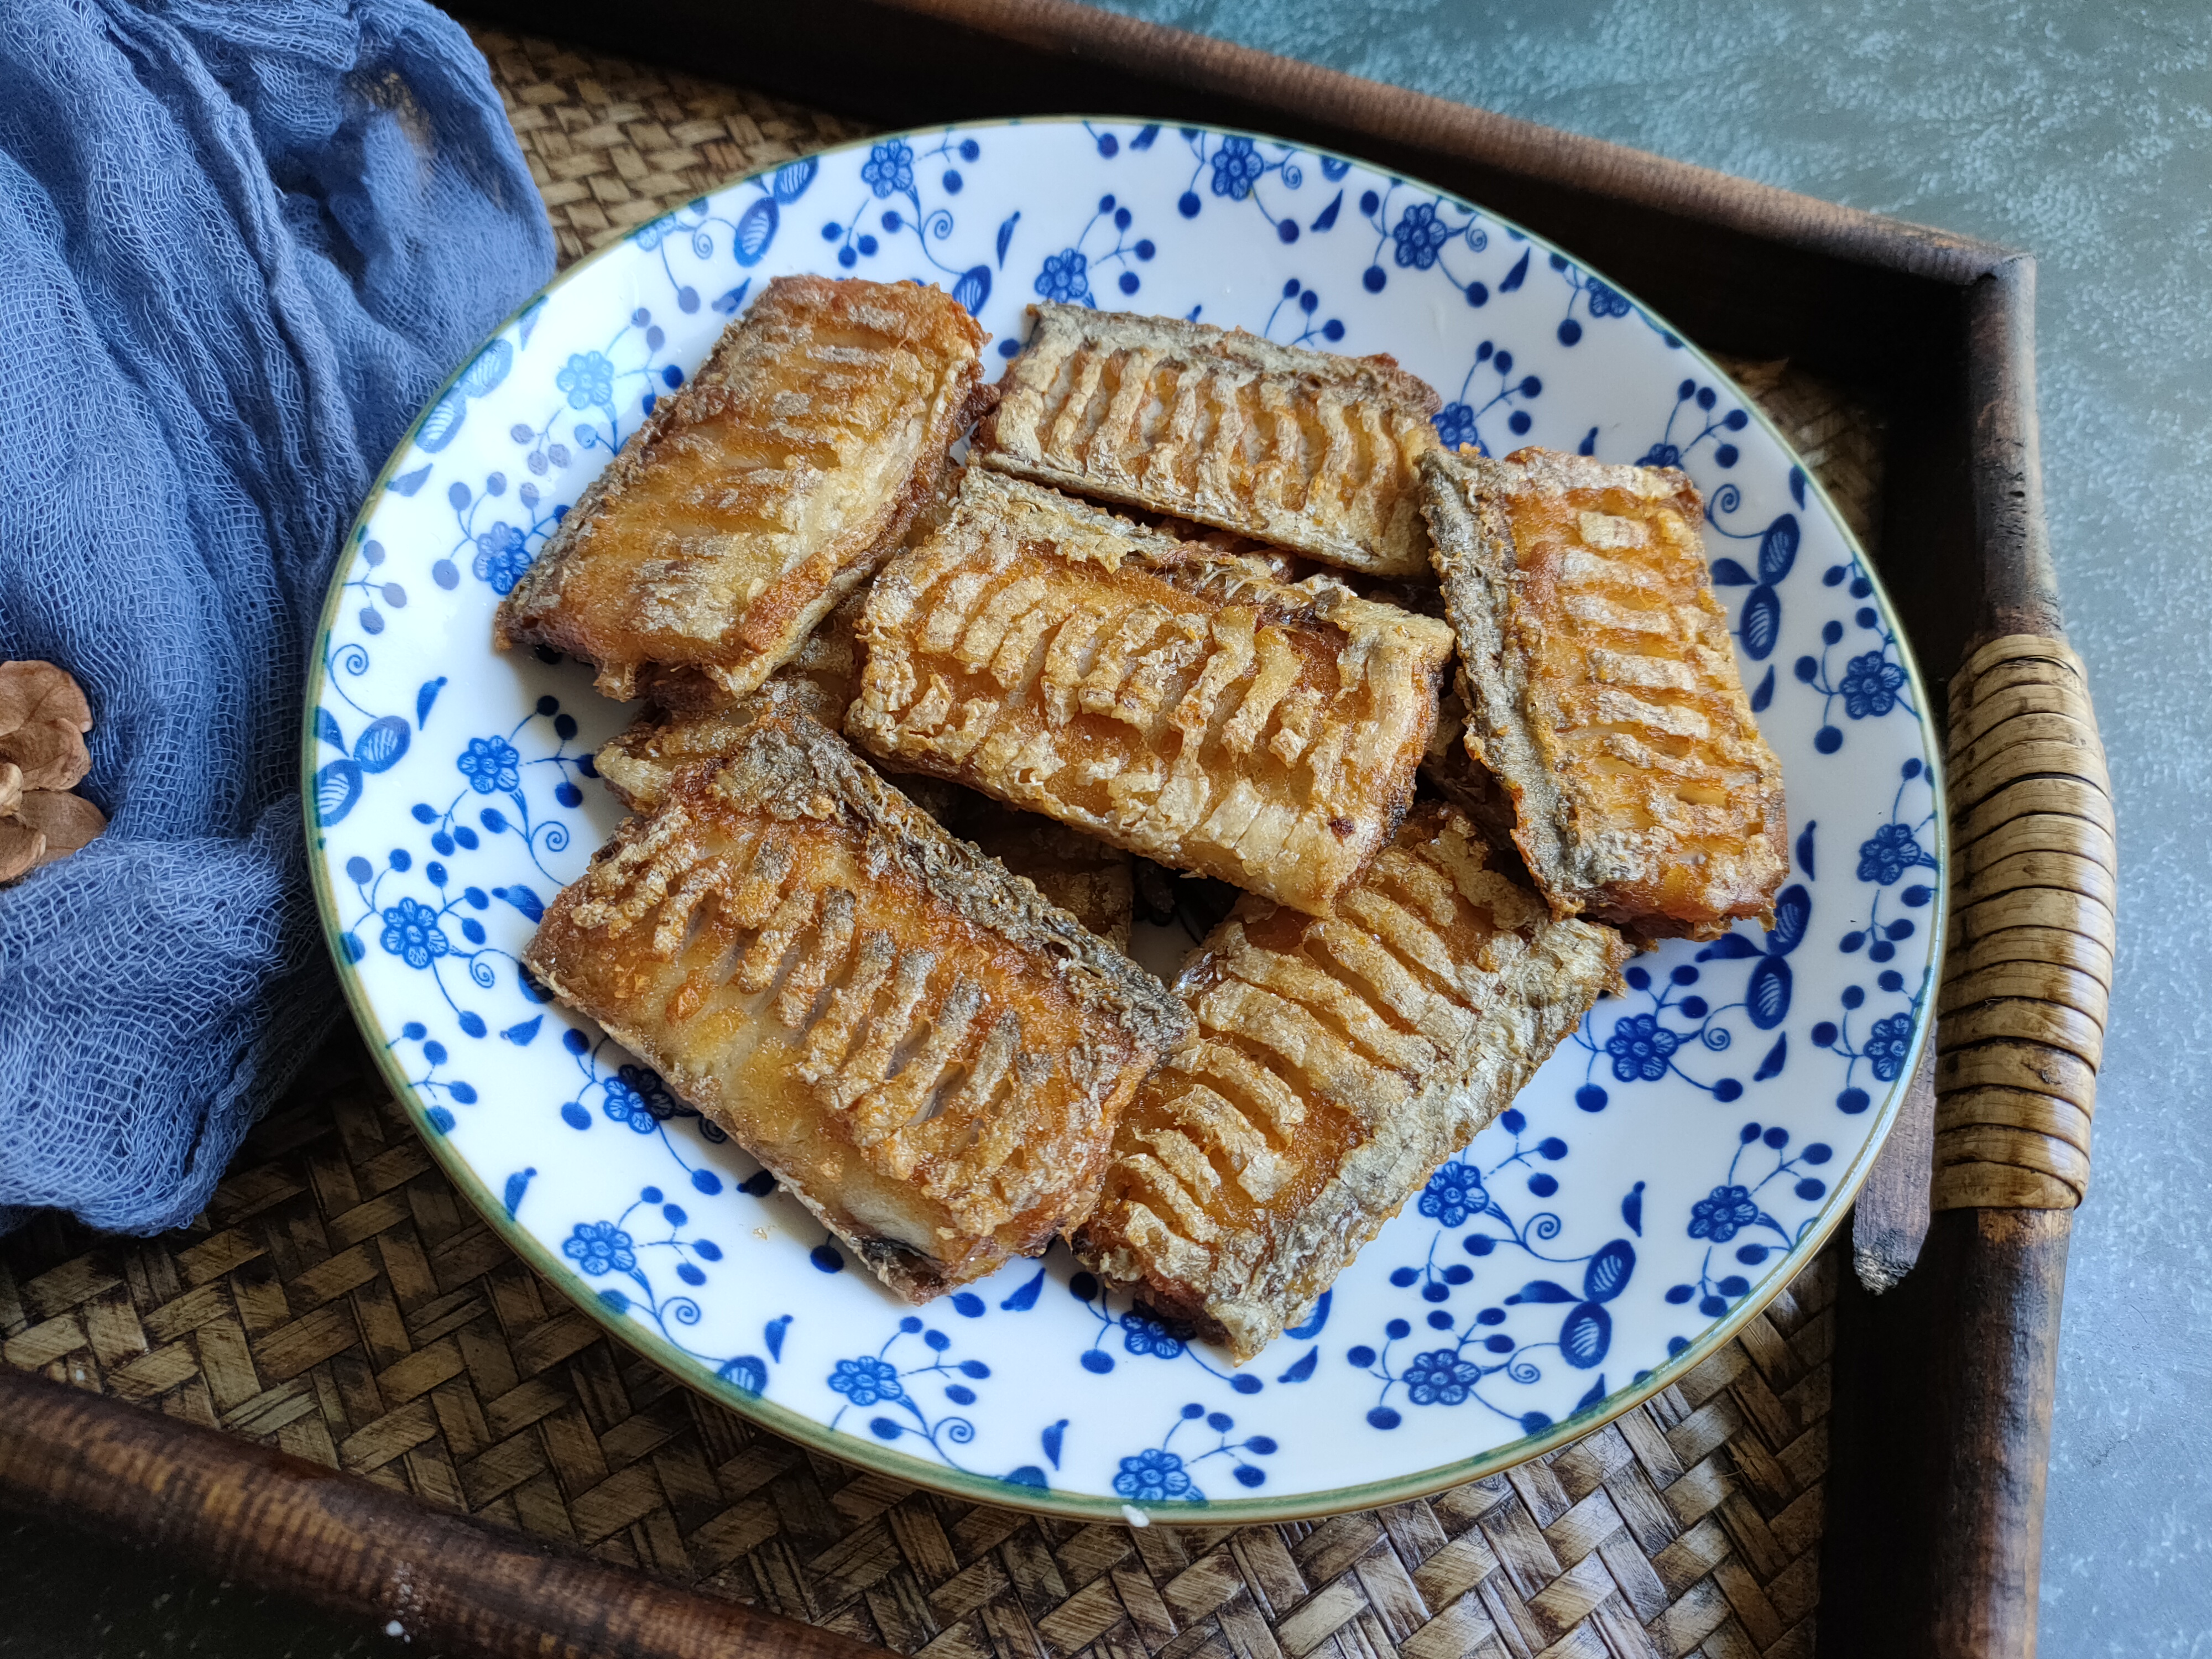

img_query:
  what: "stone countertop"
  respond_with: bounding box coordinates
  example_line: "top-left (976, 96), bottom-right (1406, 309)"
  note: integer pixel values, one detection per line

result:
top-left (1083, 0), bottom-right (2210, 1650)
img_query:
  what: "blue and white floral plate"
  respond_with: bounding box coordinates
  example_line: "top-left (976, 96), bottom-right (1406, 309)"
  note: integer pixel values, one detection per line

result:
top-left (305, 118), bottom-right (1943, 1522)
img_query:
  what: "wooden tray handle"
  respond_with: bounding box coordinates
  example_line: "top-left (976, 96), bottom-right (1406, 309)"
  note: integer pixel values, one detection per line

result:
top-left (1913, 255), bottom-right (2109, 1659)
top-left (0, 1366), bottom-right (884, 1659)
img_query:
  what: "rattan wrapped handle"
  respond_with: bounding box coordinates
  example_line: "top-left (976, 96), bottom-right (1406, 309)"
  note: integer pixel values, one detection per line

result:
top-left (1933, 634), bottom-right (2114, 1211)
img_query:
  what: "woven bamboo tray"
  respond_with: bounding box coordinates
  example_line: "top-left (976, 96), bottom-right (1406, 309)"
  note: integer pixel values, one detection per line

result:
top-left (0, 12), bottom-right (2110, 1659)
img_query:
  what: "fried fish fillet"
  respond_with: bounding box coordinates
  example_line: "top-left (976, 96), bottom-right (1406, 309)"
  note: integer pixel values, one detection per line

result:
top-left (528, 710), bottom-right (1190, 1300)
top-left (599, 690), bottom-right (1135, 948)
top-left (495, 276), bottom-right (988, 702)
top-left (1420, 447), bottom-right (1788, 940)
top-left (847, 471), bottom-right (1454, 916)
top-left (1074, 802), bottom-right (1631, 1361)
top-left (631, 460), bottom-right (969, 718)
top-left (974, 304), bottom-right (1443, 577)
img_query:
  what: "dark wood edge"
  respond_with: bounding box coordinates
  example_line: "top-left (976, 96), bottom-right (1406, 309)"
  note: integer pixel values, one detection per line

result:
top-left (1822, 254), bottom-right (2070, 1659)
top-left (1967, 256), bottom-right (2062, 640)
top-left (1933, 252), bottom-right (2068, 1659)
top-left (1928, 1207), bottom-right (2069, 1658)
top-left (1850, 1039), bottom-right (1936, 1292)
top-left (868, 0), bottom-right (2020, 280)
top-left (1825, 1207), bottom-right (2071, 1659)
top-left (0, 1368), bottom-right (885, 1659)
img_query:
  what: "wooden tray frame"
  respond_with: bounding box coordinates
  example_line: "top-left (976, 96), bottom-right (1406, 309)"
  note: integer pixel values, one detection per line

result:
top-left (1, 5), bottom-right (2106, 1656)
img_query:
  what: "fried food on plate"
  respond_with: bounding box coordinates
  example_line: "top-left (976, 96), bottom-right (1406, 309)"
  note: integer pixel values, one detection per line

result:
top-left (599, 690), bottom-right (1136, 950)
top-left (528, 709), bottom-right (1190, 1300)
top-left (847, 470), bottom-right (1453, 916)
top-left (1074, 802), bottom-right (1631, 1360)
top-left (974, 304), bottom-right (1442, 577)
top-left (594, 595), bottom-right (865, 808)
top-left (496, 276), bottom-right (988, 702)
top-left (1420, 446), bottom-right (1788, 940)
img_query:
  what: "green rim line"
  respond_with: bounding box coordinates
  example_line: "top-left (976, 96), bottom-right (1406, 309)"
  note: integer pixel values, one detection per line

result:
top-left (301, 115), bottom-right (1948, 1525)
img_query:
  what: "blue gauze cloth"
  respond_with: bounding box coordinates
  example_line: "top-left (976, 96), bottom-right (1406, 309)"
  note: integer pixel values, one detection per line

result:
top-left (0, 0), bottom-right (554, 1232)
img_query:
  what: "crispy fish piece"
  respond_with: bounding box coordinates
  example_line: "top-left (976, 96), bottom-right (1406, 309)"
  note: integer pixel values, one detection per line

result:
top-left (634, 460), bottom-right (968, 717)
top-left (974, 304), bottom-right (1442, 577)
top-left (1075, 803), bottom-right (1631, 1361)
top-left (496, 276), bottom-right (988, 702)
top-left (530, 711), bottom-right (1189, 1300)
top-left (1119, 508), bottom-right (1311, 582)
top-left (756, 592), bottom-right (865, 722)
top-left (599, 691), bottom-right (1135, 949)
top-left (1421, 447), bottom-right (1788, 940)
top-left (595, 701), bottom-right (791, 812)
top-left (847, 471), bottom-right (1455, 916)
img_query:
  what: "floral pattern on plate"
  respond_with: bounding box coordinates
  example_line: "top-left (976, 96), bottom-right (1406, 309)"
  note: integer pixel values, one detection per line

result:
top-left (306, 118), bottom-right (1942, 1520)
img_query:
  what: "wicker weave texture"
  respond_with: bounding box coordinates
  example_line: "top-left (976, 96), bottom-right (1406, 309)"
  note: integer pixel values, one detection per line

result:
top-left (0, 1046), bottom-right (1833, 1659)
top-left (0, 31), bottom-right (1911, 1658)
top-left (474, 28), bottom-right (864, 266)
top-left (1932, 635), bottom-right (2113, 1211)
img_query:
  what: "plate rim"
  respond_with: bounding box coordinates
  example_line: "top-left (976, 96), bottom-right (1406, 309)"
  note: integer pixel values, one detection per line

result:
top-left (301, 113), bottom-right (1947, 1525)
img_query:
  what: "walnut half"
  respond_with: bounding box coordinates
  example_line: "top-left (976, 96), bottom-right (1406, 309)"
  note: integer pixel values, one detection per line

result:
top-left (0, 661), bottom-right (104, 886)
top-left (0, 812), bottom-right (41, 885)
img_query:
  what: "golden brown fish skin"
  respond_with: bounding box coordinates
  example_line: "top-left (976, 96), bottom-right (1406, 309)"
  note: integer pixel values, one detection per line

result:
top-left (847, 471), bottom-right (1453, 917)
top-left (528, 710), bottom-right (1190, 1301)
top-left (1113, 508), bottom-right (1311, 582)
top-left (1420, 446), bottom-right (1789, 941)
top-left (630, 460), bottom-right (971, 720)
top-left (631, 576), bottom-right (869, 722)
top-left (599, 691), bottom-right (1135, 950)
top-left (495, 276), bottom-right (988, 702)
top-left (595, 702), bottom-right (774, 812)
top-left (974, 304), bottom-right (1443, 577)
top-left (1074, 803), bottom-right (1632, 1362)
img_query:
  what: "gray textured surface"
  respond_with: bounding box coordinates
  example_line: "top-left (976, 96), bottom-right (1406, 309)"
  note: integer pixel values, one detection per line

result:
top-left (1083, 0), bottom-right (2210, 1649)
